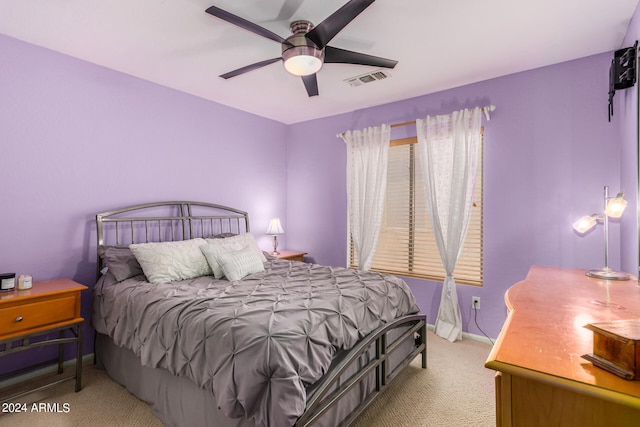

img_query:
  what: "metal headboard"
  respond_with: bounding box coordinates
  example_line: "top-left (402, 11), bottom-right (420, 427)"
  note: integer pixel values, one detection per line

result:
top-left (96, 201), bottom-right (250, 273)
top-left (97, 201), bottom-right (250, 246)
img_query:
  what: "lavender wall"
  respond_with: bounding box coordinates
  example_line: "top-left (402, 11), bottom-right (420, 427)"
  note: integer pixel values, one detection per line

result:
top-left (0, 34), bottom-right (287, 374)
top-left (619, 1), bottom-right (640, 278)
top-left (286, 53), bottom-right (622, 339)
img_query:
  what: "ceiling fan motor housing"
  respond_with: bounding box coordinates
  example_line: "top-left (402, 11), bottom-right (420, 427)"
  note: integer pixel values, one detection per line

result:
top-left (282, 20), bottom-right (324, 76)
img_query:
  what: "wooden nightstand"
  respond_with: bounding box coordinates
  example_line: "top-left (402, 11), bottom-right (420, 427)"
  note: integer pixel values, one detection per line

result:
top-left (0, 278), bottom-right (87, 402)
top-left (275, 250), bottom-right (307, 262)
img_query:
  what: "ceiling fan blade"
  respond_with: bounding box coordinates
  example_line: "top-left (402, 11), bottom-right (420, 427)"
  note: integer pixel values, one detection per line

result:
top-left (305, 0), bottom-right (375, 49)
top-left (206, 6), bottom-right (288, 45)
top-left (275, 0), bottom-right (305, 21)
top-left (302, 74), bottom-right (319, 97)
top-left (325, 46), bottom-right (397, 68)
top-left (220, 58), bottom-right (282, 79)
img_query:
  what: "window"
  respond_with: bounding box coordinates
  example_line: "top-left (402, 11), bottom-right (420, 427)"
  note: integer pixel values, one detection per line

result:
top-left (348, 132), bottom-right (483, 286)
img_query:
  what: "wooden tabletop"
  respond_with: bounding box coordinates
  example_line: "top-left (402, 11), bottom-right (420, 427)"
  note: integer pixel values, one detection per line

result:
top-left (276, 250), bottom-right (307, 257)
top-left (0, 278), bottom-right (87, 303)
top-left (485, 265), bottom-right (640, 407)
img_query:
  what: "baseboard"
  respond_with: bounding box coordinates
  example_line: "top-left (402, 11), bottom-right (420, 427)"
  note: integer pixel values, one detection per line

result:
top-left (426, 323), bottom-right (494, 345)
top-left (461, 331), bottom-right (494, 345)
top-left (0, 354), bottom-right (95, 389)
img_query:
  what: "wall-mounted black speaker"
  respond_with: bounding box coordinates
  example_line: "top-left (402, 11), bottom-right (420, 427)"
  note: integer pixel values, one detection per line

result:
top-left (609, 41), bottom-right (637, 121)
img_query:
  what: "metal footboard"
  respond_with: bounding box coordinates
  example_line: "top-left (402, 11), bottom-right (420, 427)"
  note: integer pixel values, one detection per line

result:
top-left (296, 314), bottom-right (427, 427)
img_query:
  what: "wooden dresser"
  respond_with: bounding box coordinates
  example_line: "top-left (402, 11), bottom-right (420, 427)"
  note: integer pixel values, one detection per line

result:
top-left (485, 265), bottom-right (640, 427)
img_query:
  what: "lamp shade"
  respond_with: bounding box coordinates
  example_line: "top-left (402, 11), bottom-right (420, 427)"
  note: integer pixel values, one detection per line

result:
top-left (573, 215), bottom-right (597, 234)
top-left (266, 218), bottom-right (284, 235)
top-left (604, 194), bottom-right (627, 218)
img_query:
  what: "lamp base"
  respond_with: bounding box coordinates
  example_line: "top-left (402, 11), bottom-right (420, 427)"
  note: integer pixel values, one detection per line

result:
top-left (271, 251), bottom-right (280, 256)
top-left (586, 267), bottom-right (631, 281)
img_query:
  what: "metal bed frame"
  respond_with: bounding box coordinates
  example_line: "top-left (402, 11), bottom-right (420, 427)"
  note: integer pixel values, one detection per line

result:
top-left (95, 201), bottom-right (427, 427)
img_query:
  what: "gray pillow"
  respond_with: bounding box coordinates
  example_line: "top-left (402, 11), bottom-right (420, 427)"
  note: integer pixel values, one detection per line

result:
top-left (212, 232), bottom-right (237, 238)
top-left (98, 245), bottom-right (145, 282)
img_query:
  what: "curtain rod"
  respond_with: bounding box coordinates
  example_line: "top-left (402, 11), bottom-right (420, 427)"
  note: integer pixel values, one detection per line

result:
top-left (337, 104), bottom-right (496, 138)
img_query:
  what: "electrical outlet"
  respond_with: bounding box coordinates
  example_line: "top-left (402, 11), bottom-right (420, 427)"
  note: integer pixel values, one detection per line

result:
top-left (472, 296), bottom-right (481, 310)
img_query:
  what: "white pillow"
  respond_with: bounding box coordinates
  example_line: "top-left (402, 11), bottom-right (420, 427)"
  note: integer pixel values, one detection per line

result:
top-left (217, 246), bottom-right (265, 281)
top-left (129, 238), bottom-right (211, 284)
top-left (200, 241), bottom-right (244, 279)
top-left (205, 233), bottom-right (267, 262)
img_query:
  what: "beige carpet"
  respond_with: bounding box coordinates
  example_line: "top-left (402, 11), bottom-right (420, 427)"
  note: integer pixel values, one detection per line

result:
top-left (1, 330), bottom-right (495, 427)
top-left (352, 331), bottom-right (496, 427)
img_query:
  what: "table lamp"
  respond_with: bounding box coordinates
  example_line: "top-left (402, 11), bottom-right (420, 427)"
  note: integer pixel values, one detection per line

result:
top-left (266, 218), bottom-right (284, 255)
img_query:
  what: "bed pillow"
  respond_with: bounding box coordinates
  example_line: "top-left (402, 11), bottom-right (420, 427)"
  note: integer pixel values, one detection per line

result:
top-left (205, 233), bottom-right (267, 262)
top-left (97, 245), bottom-right (145, 282)
top-left (216, 246), bottom-right (265, 281)
top-left (129, 238), bottom-right (211, 284)
top-left (200, 241), bottom-right (244, 279)
top-left (212, 232), bottom-right (237, 238)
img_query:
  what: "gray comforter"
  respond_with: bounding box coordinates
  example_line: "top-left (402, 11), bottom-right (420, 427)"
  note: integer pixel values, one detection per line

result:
top-left (93, 259), bottom-right (419, 427)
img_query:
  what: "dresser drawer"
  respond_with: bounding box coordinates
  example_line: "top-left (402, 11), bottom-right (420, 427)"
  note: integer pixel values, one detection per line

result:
top-left (0, 295), bottom-right (77, 336)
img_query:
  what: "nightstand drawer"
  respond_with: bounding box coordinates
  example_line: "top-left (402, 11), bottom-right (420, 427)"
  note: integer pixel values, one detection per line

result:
top-left (0, 295), bottom-right (76, 336)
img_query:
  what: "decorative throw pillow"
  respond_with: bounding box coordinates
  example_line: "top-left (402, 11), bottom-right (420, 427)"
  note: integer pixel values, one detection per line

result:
top-left (129, 238), bottom-right (211, 284)
top-left (205, 233), bottom-right (267, 262)
top-left (217, 246), bottom-right (265, 281)
top-left (200, 241), bottom-right (244, 279)
top-left (97, 245), bottom-right (144, 282)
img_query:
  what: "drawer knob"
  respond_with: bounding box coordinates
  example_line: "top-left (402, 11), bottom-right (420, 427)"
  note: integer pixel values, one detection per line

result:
top-left (15, 316), bottom-right (23, 322)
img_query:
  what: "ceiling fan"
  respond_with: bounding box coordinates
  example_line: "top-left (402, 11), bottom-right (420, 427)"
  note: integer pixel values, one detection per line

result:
top-left (205, 0), bottom-right (398, 97)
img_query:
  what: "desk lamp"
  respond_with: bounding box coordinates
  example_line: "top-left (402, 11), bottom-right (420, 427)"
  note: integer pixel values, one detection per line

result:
top-left (573, 185), bottom-right (630, 280)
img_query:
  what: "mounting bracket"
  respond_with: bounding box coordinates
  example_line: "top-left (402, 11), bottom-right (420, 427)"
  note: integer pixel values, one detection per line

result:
top-left (608, 41), bottom-right (638, 122)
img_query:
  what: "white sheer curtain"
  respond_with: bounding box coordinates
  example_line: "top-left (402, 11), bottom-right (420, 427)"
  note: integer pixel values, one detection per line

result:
top-left (341, 125), bottom-right (390, 271)
top-left (416, 108), bottom-right (482, 342)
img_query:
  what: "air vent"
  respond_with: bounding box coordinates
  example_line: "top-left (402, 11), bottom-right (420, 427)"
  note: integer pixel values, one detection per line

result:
top-left (344, 70), bottom-right (391, 87)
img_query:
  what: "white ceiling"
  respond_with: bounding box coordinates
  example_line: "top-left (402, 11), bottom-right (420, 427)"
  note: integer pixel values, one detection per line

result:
top-left (1, 0), bottom-right (638, 124)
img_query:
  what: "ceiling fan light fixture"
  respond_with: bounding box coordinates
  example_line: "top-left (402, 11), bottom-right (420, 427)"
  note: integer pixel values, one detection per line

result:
top-left (282, 26), bottom-right (324, 77)
top-left (283, 51), bottom-right (323, 76)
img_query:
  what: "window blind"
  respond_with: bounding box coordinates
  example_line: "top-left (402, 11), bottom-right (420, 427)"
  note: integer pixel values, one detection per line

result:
top-left (349, 134), bottom-right (483, 286)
